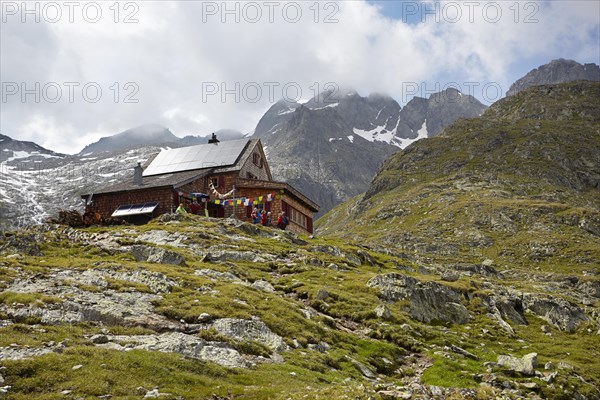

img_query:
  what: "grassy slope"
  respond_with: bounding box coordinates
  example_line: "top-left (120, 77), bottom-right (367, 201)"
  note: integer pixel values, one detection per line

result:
top-left (315, 82), bottom-right (600, 395)
top-left (0, 213), bottom-right (598, 399)
top-left (1, 82), bottom-right (599, 399)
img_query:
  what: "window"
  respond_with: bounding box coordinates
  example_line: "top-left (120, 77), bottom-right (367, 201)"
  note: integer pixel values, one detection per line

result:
top-left (246, 172), bottom-right (257, 180)
top-left (252, 153), bottom-right (263, 168)
top-left (289, 206), bottom-right (307, 228)
top-left (210, 176), bottom-right (225, 188)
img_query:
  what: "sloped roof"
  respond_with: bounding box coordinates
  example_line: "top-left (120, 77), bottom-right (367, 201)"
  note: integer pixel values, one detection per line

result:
top-left (88, 168), bottom-right (213, 195)
top-left (83, 139), bottom-right (264, 196)
top-left (143, 138), bottom-right (251, 176)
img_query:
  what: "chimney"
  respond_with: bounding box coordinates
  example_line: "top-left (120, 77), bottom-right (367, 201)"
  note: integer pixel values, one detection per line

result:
top-left (208, 132), bottom-right (220, 144)
top-left (134, 162), bottom-right (143, 186)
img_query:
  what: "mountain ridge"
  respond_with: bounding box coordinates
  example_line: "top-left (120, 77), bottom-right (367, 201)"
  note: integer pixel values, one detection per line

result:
top-left (506, 58), bottom-right (600, 97)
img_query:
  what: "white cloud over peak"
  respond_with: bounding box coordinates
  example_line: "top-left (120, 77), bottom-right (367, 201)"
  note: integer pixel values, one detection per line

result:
top-left (1, 0), bottom-right (598, 154)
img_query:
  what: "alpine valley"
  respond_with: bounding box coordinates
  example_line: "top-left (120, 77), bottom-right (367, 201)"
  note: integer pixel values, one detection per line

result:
top-left (0, 60), bottom-right (599, 400)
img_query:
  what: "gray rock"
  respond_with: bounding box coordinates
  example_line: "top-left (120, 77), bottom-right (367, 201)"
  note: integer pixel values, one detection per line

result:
top-left (131, 245), bottom-right (185, 265)
top-left (493, 297), bottom-right (527, 325)
top-left (440, 272), bottom-right (459, 282)
top-left (194, 269), bottom-right (243, 283)
top-left (143, 389), bottom-right (160, 398)
top-left (506, 59), bottom-right (600, 96)
top-left (91, 334), bottom-right (109, 344)
top-left (378, 390), bottom-right (413, 399)
top-left (557, 361), bottom-right (573, 370)
top-left (0, 271), bottom-right (182, 332)
top-left (523, 295), bottom-right (587, 332)
top-left (577, 280), bottom-right (600, 298)
top-left (375, 304), bottom-right (391, 319)
top-left (310, 245), bottom-right (361, 266)
top-left (0, 386), bottom-right (10, 396)
top-left (211, 317), bottom-right (288, 352)
top-left (542, 371), bottom-right (558, 383)
top-left (497, 352), bottom-right (537, 375)
top-left (137, 230), bottom-right (188, 247)
top-left (251, 280), bottom-right (275, 293)
top-left (202, 250), bottom-right (265, 263)
top-left (197, 313), bottom-right (211, 323)
top-left (0, 346), bottom-right (53, 360)
top-left (307, 341), bottom-right (330, 353)
top-left (348, 357), bottom-right (377, 379)
top-left (98, 332), bottom-right (252, 368)
top-left (520, 382), bottom-right (539, 389)
top-left (367, 273), bottom-right (470, 324)
top-left (450, 345), bottom-right (478, 360)
top-left (315, 289), bottom-right (329, 301)
top-left (482, 259), bottom-right (494, 267)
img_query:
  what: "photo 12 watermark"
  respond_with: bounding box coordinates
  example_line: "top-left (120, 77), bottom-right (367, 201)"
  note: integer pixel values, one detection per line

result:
top-left (200, 1), bottom-right (339, 23)
top-left (1, 82), bottom-right (140, 104)
top-left (399, 1), bottom-right (539, 24)
top-left (400, 81), bottom-right (504, 104)
top-left (198, 81), bottom-right (503, 105)
top-left (200, 81), bottom-right (340, 103)
top-left (1, 1), bottom-right (139, 23)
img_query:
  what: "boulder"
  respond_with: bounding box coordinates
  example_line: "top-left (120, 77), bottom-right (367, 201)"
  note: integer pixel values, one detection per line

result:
top-left (523, 295), bottom-right (587, 332)
top-left (315, 289), bottom-right (329, 301)
top-left (97, 332), bottom-right (252, 368)
top-left (211, 317), bottom-right (288, 352)
top-left (131, 245), bottom-right (185, 265)
top-left (195, 269), bottom-right (244, 283)
top-left (367, 274), bottom-right (470, 324)
top-left (251, 280), bottom-right (275, 293)
top-left (137, 230), bottom-right (188, 247)
top-left (202, 250), bottom-right (265, 263)
top-left (497, 352), bottom-right (538, 375)
top-left (375, 304), bottom-right (391, 319)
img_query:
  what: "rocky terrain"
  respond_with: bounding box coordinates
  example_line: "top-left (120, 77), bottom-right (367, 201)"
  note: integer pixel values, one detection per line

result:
top-left (506, 59), bottom-right (600, 97)
top-left (0, 83), bottom-right (598, 399)
top-left (1, 212), bottom-right (598, 399)
top-left (315, 81), bottom-right (600, 397)
top-left (254, 88), bottom-right (486, 215)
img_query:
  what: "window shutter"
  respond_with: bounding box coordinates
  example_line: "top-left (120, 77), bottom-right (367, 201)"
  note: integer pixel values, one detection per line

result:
top-left (218, 176), bottom-right (225, 188)
top-left (307, 217), bottom-right (313, 234)
top-left (217, 206), bottom-right (225, 218)
top-left (246, 205), bottom-right (252, 218)
top-left (265, 201), bottom-right (271, 212)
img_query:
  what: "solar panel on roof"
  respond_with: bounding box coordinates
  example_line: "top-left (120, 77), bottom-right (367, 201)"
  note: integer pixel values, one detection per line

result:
top-left (143, 139), bottom-right (249, 176)
top-left (112, 201), bottom-right (159, 217)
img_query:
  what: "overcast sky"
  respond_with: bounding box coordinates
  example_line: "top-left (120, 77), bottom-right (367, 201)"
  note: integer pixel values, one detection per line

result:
top-left (1, 0), bottom-right (599, 154)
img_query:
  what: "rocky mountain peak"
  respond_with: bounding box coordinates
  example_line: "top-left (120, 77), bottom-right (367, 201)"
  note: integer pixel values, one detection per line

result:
top-left (78, 124), bottom-right (179, 155)
top-left (506, 58), bottom-right (600, 96)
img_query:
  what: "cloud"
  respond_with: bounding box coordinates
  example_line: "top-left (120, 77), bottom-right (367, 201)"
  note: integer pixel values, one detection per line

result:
top-left (1, 0), bottom-right (598, 154)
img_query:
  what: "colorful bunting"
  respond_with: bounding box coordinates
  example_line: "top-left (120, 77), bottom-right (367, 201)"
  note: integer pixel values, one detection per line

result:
top-left (175, 187), bottom-right (285, 206)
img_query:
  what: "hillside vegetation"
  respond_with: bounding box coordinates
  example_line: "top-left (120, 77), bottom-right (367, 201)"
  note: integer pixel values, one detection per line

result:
top-left (0, 82), bottom-right (598, 399)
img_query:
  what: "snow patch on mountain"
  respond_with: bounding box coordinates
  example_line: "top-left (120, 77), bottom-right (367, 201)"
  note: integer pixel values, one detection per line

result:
top-left (309, 102), bottom-right (339, 111)
top-left (398, 120), bottom-right (428, 149)
top-left (353, 125), bottom-right (400, 147)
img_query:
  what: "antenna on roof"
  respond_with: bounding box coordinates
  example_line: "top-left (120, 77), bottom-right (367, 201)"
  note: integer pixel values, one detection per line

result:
top-left (208, 132), bottom-right (220, 144)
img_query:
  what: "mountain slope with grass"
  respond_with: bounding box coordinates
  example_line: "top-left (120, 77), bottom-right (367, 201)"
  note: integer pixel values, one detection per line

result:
top-left (317, 81), bottom-right (600, 257)
top-left (0, 82), bottom-right (598, 400)
top-left (1, 207), bottom-right (599, 399)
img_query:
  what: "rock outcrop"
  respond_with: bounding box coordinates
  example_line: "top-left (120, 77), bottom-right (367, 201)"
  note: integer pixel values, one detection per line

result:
top-left (367, 273), bottom-right (470, 324)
